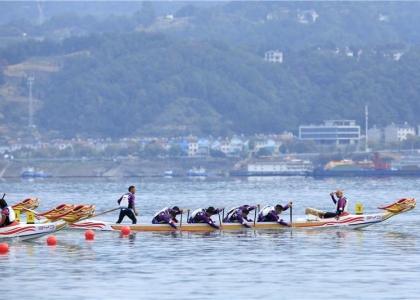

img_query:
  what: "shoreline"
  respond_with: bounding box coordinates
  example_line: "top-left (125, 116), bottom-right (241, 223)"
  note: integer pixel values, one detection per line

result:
top-left (0, 157), bottom-right (237, 179)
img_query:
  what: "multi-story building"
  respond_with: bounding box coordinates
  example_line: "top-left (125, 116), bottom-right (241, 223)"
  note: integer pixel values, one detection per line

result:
top-left (384, 123), bottom-right (416, 143)
top-left (299, 120), bottom-right (360, 145)
top-left (264, 50), bottom-right (283, 63)
top-left (186, 137), bottom-right (198, 157)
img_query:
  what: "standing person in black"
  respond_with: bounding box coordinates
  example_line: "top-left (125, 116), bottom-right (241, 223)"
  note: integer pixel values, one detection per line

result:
top-left (116, 186), bottom-right (139, 224)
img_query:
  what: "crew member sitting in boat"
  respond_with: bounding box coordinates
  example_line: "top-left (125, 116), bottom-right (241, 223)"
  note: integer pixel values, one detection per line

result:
top-left (116, 186), bottom-right (139, 224)
top-left (152, 206), bottom-right (189, 229)
top-left (188, 206), bottom-right (224, 229)
top-left (320, 190), bottom-right (348, 220)
top-left (0, 198), bottom-right (16, 227)
top-left (257, 202), bottom-right (292, 227)
top-left (223, 205), bottom-right (258, 228)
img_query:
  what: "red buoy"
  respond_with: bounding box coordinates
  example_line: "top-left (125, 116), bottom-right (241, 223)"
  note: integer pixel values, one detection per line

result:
top-left (85, 229), bottom-right (95, 240)
top-left (121, 225), bottom-right (131, 236)
top-left (46, 235), bottom-right (57, 246)
top-left (0, 242), bottom-right (9, 254)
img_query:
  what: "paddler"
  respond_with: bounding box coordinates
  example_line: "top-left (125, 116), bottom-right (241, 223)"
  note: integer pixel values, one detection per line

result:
top-left (188, 206), bottom-right (224, 229)
top-left (0, 196), bottom-right (16, 227)
top-left (116, 186), bottom-right (139, 224)
top-left (223, 205), bottom-right (258, 228)
top-left (257, 202), bottom-right (292, 226)
top-left (321, 189), bottom-right (348, 220)
top-left (152, 206), bottom-right (189, 229)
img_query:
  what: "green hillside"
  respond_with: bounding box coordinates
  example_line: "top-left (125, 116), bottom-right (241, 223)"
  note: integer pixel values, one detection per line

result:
top-left (1, 1), bottom-right (420, 140)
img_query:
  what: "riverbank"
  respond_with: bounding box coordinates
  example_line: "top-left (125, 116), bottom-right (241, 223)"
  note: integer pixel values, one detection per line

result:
top-left (0, 157), bottom-right (238, 178)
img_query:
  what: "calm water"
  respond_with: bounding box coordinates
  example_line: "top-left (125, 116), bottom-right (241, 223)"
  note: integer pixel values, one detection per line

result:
top-left (1, 177), bottom-right (419, 299)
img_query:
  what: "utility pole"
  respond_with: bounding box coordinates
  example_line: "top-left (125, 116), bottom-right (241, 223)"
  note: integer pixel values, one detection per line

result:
top-left (27, 77), bottom-right (35, 127)
top-left (365, 105), bottom-right (368, 152)
top-left (37, 0), bottom-right (45, 25)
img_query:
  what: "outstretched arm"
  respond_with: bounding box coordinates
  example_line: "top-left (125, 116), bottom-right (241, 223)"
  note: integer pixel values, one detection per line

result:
top-left (236, 214), bottom-right (251, 228)
top-left (168, 220), bottom-right (178, 229)
top-left (202, 215), bottom-right (220, 229)
top-left (277, 218), bottom-right (289, 226)
top-left (329, 192), bottom-right (337, 204)
top-left (161, 213), bottom-right (178, 229)
top-left (282, 202), bottom-right (293, 211)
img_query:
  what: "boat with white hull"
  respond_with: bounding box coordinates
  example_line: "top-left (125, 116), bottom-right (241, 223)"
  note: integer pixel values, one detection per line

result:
top-left (0, 220), bottom-right (69, 241)
top-left (69, 198), bottom-right (416, 232)
top-left (230, 157), bottom-right (313, 177)
top-left (1, 202), bottom-right (96, 241)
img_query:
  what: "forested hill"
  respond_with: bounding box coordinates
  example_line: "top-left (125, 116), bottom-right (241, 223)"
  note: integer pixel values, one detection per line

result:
top-left (1, 1), bottom-right (420, 140)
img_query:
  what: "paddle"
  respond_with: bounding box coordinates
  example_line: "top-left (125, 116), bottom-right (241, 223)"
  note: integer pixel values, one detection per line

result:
top-left (179, 208), bottom-right (190, 226)
top-left (57, 206), bottom-right (116, 225)
top-left (90, 207), bottom-right (119, 219)
top-left (289, 204), bottom-right (293, 226)
top-left (254, 204), bottom-right (259, 227)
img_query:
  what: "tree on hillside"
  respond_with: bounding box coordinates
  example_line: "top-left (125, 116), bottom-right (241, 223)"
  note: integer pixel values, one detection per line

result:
top-left (133, 1), bottom-right (156, 27)
top-left (0, 69), bottom-right (5, 85)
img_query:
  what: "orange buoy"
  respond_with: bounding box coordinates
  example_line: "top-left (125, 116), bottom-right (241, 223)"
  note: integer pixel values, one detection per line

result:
top-left (46, 235), bottom-right (57, 246)
top-left (121, 225), bottom-right (131, 236)
top-left (0, 242), bottom-right (9, 254)
top-left (85, 229), bottom-right (95, 240)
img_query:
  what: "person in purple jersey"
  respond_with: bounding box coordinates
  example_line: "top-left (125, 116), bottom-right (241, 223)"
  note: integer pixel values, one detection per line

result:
top-left (223, 205), bottom-right (258, 228)
top-left (152, 206), bottom-right (189, 229)
top-left (188, 206), bottom-right (224, 229)
top-left (321, 190), bottom-right (348, 220)
top-left (0, 197), bottom-right (16, 227)
top-left (257, 202), bottom-right (293, 226)
top-left (116, 186), bottom-right (139, 224)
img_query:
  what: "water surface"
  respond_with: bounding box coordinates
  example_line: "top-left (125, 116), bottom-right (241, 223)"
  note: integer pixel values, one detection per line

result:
top-left (1, 177), bottom-right (419, 299)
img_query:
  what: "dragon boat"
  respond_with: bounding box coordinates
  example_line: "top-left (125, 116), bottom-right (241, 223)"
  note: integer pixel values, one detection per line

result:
top-left (69, 198), bottom-right (416, 232)
top-left (0, 203), bottom-right (96, 241)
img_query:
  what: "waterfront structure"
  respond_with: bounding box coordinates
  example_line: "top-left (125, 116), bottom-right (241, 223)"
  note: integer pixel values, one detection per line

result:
top-left (299, 120), bottom-right (360, 145)
top-left (230, 157), bottom-right (313, 177)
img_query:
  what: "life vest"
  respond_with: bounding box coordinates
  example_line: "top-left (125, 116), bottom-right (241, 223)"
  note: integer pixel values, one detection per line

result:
top-left (336, 197), bottom-right (348, 213)
top-left (2, 206), bottom-right (16, 225)
top-left (153, 207), bottom-right (169, 219)
top-left (224, 207), bottom-right (239, 222)
top-left (119, 194), bottom-right (130, 209)
top-left (190, 208), bottom-right (204, 220)
top-left (260, 205), bottom-right (274, 217)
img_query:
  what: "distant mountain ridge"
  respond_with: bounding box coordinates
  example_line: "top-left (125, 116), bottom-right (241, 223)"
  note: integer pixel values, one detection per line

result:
top-left (1, 1), bottom-right (420, 140)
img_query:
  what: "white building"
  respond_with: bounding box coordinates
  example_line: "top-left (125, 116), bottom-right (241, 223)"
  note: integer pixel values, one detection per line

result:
top-left (187, 138), bottom-right (198, 157)
top-left (264, 50), bottom-right (283, 63)
top-left (384, 123), bottom-right (416, 143)
top-left (299, 120), bottom-right (360, 145)
top-left (220, 139), bottom-right (231, 155)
